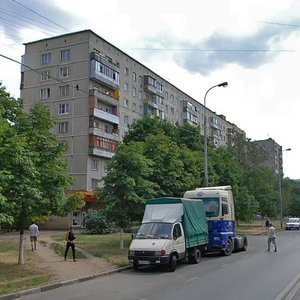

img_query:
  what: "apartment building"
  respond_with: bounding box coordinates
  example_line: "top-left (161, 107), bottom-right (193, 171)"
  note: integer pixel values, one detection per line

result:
top-left (21, 29), bottom-right (243, 228)
top-left (254, 138), bottom-right (283, 174)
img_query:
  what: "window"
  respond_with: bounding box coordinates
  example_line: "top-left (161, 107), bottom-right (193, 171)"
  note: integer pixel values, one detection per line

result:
top-left (139, 106), bottom-right (143, 114)
top-left (59, 67), bottom-right (69, 78)
top-left (58, 103), bottom-right (69, 115)
top-left (59, 85), bottom-right (69, 97)
top-left (91, 159), bottom-right (98, 171)
top-left (124, 67), bottom-right (129, 75)
top-left (132, 103), bottom-right (136, 112)
top-left (173, 224), bottom-right (182, 240)
top-left (139, 76), bottom-right (143, 85)
top-left (132, 72), bottom-right (136, 81)
top-left (91, 178), bottom-right (98, 190)
top-left (124, 115), bottom-right (129, 124)
top-left (40, 88), bottom-right (50, 99)
top-left (132, 87), bottom-right (136, 97)
top-left (124, 99), bottom-right (129, 107)
top-left (41, 70), bottom-right (50, 81)
top-left (41, 53), bottom-right (51, 64)
top-left (60, 49), bottom-right (70, 61)
top-left (58, 122), bottom-right (68, 133)
top-left (124, 83), bottom-right (128, 91)
top-left (138, 91), bottom-right (142, 100)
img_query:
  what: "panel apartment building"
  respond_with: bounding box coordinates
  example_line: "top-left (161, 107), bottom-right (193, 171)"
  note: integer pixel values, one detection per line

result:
top-left (21, 30), bottom-right (243, 228)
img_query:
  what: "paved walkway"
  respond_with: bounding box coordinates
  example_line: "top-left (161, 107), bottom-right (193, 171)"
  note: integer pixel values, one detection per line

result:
top-left (0, 230), bottom-right (116, 283)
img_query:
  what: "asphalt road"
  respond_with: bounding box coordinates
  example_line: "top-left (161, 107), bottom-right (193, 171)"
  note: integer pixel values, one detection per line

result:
top-left (21, 230), bottom-right (300, 300)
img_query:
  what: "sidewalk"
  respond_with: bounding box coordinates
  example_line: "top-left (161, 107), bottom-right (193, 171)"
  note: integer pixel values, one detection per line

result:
top-left (0, 230), bottom-right (131, 299)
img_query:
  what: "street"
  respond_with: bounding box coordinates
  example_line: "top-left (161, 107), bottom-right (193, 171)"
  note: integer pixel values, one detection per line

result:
top-left (21, 230), bottom-right (300, 300)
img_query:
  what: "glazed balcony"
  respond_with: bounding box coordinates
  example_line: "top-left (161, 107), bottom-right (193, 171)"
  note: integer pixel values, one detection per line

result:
top-left (89, 147), bottom-right (115, 159)
top-left (89, 127), bottom-right (120, 142)
top-left (89, 89), bottom-right (119, 106)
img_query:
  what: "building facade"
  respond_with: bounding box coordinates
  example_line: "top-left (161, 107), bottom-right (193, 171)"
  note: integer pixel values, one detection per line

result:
top-left (21, 30), bottom-right (244, 228)
top-left (254, 138), bottom-right (283, 174)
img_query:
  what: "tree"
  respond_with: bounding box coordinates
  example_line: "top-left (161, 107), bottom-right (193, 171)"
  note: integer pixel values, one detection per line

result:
top-left (99, 142), bottom-right (158, 249)
top-left (0, 85), bottom-right (84, 263)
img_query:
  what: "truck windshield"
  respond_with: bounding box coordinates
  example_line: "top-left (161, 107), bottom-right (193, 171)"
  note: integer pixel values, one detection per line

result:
top-left (136, 222), bottom-right (172, 239)
top-left (201, 197), bottom-right (220, 217)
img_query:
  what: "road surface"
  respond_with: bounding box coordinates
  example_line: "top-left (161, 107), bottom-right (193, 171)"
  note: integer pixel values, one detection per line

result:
top-left (21, 230), bottom-right (300, 300)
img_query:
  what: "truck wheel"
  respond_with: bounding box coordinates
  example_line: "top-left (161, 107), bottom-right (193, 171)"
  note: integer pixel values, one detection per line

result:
top-left (189, 248), bottom-right (201, 264)
top-left (223, 239), bottom-right (233, 256)
top-left (241, 237), bottom-right (248, 251)
top-left (133, 262), bottom-right (139, 271)
top-left (168, 255), bottom-right (177, 272)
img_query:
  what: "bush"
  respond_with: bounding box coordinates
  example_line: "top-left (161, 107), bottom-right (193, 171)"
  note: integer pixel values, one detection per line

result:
top-left (84, 209), bottom-right (110, 234)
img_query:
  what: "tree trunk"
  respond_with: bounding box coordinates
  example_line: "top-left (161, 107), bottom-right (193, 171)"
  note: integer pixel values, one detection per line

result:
top-left (120, 228), bottom-right (124, 250)
top-left (18, 230), bottom-right (24, 265)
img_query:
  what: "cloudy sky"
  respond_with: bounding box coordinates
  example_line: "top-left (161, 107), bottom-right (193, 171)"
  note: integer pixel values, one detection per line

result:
top-left (0, 0), bottom-right (299, 179)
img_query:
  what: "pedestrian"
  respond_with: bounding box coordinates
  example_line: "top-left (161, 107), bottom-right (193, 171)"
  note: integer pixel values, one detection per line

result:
top-left (267, 223), bottom-right (277, 252)
top-left (29, 222), bottom-right (39, 251)
top-left (262, 215), bottom-right (270, 229)
top-left (64, 227), bottom-right (76, 262)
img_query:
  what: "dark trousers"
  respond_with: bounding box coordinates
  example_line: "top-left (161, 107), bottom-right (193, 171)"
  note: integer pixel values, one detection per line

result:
top-left (64, 242), bottom-right (75, 260)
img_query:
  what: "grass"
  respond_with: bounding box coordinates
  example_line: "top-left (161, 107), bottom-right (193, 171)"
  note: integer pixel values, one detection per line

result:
top-left (50, 242), bottom-right (87, 259)
top-left (0, 241), bottom-right (51, 295)
top-left (53, 232), bottom-right (132, 267)
top-left (38, 240), bottom-right (47, 247)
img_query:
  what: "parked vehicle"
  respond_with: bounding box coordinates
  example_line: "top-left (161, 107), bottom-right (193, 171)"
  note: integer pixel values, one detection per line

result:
top-left (128, 186), bottom-right (247, 272)
top-left (285, 218), bottom-right (300, 230)
top-left (183, 186), bottom-right (247, 255)
top-left (128, 197), bottom-right (208, 272)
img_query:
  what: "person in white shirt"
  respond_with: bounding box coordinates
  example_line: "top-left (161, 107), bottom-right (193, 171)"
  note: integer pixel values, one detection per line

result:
top-left (29, 222), bottom-right (39, 251)
top-left (267, 223), bottom-right (277, 252)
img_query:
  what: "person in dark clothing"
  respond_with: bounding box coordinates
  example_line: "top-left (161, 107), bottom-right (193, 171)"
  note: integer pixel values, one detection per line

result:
top-left (64, 227), bottom-right (76, 262)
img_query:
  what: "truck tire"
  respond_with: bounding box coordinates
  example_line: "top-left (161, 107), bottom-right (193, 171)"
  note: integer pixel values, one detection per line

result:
top-left (223, 238), bottom-right (233, 256)
top-left (188, 248), bottom-right (201, 264)
top-left (168, 254), bottom-right (177, 272)
top-left (241, 237), bottom-right (248, 251)
top-left (133, 262), bottom-right (139, 271)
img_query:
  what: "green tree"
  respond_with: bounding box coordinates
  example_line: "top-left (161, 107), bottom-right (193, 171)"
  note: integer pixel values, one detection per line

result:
top-left (99, 142), bottom-right (158, 249)
top-left (0, 85), bottom-right (84, 263)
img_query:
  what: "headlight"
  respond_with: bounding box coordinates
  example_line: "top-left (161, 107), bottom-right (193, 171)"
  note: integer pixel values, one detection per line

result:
top-left (214, 237), bottom-right (220, 241)
top-left (154, 250), bottom-right (166, 256)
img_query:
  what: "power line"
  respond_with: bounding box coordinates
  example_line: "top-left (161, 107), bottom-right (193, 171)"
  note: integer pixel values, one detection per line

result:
top-left (0, 53), bottom-right (90, 96)
top-left (128, 48), bottom-right (294, 52)
top-left (1, 7), bottom-right (63, 33)
top-left (10, 0), bottom-right (69, 32)
top-left (261, 21), bottom-right (300, 28)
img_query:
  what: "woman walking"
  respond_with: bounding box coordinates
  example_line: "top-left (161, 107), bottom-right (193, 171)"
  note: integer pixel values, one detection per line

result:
top-left (64, 227), bottom-right (76, 262)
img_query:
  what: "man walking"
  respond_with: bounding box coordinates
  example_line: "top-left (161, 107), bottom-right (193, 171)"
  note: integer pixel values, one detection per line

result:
top-left (267, 223), bottom-right (277, 252)
top-left (29, 222), bottom-right (39, 251)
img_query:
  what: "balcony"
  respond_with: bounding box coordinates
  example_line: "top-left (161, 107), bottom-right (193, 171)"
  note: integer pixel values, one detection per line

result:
top-left (90, 59), bottom-right (119, 90)
top-left (210, 121), bottom-right (220, 130)
top-left (183, 112), bottom-right (198, 125)
top-left (89, 89), bottom-right (119, 106)
top-left (89, 147), bottom-right (115, 159)
top-left (89, 127), bottom-right (119, 142)
top-left (143, 75), bottom-right (164, 97)
top-left (90, 108), bottom-right (119, 125)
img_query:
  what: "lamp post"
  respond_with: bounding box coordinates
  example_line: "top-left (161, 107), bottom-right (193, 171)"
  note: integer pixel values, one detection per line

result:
top-left (279, 148), bottom-right (291, 228)
top-left (203, 82), bottom-right (228, 187)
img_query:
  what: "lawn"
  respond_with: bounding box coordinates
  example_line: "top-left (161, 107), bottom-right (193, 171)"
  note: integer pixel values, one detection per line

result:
top-left (0, 241), bottom-right (51, 295)
top-left (53, 232), bottom-right (132, 267)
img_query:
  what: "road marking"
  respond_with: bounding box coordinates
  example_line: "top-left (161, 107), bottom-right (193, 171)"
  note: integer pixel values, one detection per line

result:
top-left (185, 277), bottom-right (197, 283)
top-left (274, 271), bottom-right (300, 300)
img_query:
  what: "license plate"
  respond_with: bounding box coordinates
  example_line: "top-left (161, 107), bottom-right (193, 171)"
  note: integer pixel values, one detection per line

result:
top-left (138, 260), bottom-right (150, 265)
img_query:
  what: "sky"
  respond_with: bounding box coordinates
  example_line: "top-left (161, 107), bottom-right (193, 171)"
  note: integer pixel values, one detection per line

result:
top-left (0, 0), bottom-right (299, 179)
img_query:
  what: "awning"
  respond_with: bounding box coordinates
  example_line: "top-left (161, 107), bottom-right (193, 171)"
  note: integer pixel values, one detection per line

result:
top-left (70, 190), bottom-right (97, 203)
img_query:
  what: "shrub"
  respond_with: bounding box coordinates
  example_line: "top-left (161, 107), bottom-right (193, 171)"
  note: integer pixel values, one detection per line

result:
top-left (84, 209), bottom-right (110, 234)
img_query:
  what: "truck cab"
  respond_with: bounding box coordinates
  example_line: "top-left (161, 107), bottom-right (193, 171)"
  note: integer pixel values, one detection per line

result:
top-left (184, 186), bottom-right (247, 255)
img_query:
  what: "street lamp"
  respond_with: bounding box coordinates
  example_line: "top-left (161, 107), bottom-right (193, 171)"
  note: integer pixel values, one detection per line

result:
top-left (279, 148), bottom-right (291, 228)
top-left (203, 82), bottom-right (228, 187)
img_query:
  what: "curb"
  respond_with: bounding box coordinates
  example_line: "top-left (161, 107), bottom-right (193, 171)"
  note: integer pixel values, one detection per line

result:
top-left (0, 266), bottom-right (132, 300)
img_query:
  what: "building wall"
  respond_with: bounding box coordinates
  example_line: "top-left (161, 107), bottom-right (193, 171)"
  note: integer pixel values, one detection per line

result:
top-left (21, 29), bottom-right (245, 195)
